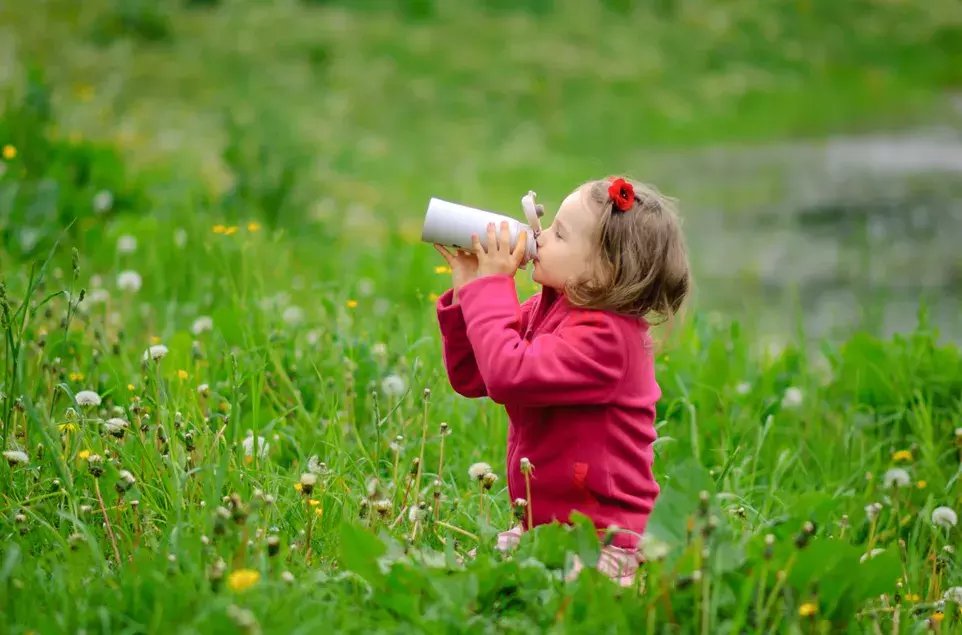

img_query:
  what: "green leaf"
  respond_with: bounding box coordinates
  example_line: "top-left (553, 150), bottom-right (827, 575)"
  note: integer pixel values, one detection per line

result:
top-left (338, 522), bottom-right (386, 584)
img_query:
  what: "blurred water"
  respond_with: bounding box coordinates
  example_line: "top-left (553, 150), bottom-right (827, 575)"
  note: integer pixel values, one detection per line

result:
top-left (643, 120), bottom-right (962, 344)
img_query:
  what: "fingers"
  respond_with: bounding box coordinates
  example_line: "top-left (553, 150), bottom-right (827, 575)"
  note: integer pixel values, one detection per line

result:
top-left (470, 232), bottom-right (483, 256)
top-left (500, 221), bottom-right (511, 253)
top-left (512, 230), bottom-right (527, 265)
top-left (433, 243), bottom-right (455, 265)
top-left (487, 222), bottom-right (498, 253)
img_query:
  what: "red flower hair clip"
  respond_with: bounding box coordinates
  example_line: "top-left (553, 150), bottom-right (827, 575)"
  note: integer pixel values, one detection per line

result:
top-left (607, 178), bottom-right (635, 212)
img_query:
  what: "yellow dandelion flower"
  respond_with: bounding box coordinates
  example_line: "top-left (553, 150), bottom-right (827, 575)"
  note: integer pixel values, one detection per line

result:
top-left (346, 299), bottom-right (358, 309)
top-left (315, 507), bottom-right (323, 517)
top-left (74, 84), bottom-right (95, 102)
top-left (892, 450), bottom-right (913, 462)
top-left (244, 455), bottom-right (253, 465)
top-left (78, 449), bottom-right (91, 460)
top-left (798, 602), bottom-right (817, 617)
top-left (224, 226), bottom-right (238, 236)
top-left (428, 292), bottom-right (439, 302)
top-left (309, 499), bottom-right (320, 506)
top-left (247, 222), bottom-right (261, 232)
top-left (127, 384), bottom-right (136, 391)
top-left (58, 422), bottom-right (78, 433)
top-left (917, 480), bottom-right (927, 489)
top-left (906, 593), bottom-right (921, 602)
top-left (226, 568), bottom-right (260, 592)
top-left (293, 482), bottom-right (303, 492)
top-left (219, 401), bottom-right (230, 412)
top-left (68, 372), bottom-right (85, 382)
top-left (212, 224), bottom-right (227, 234)
top-left (931, 612), bottom-right (944, 624)
top-left (434, 265), bottom-right (451, 274)
top-left (177, 369), bottom-right (189, 380)
top-left (2, 145), bottom-right (16, 160)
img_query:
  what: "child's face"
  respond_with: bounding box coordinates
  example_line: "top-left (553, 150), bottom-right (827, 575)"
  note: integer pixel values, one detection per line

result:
top-left (532, 184), bottom-right (602, 292)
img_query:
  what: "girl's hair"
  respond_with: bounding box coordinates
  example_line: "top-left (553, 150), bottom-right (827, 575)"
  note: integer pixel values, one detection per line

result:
top-left (564, 176), bottom-right (691, 324)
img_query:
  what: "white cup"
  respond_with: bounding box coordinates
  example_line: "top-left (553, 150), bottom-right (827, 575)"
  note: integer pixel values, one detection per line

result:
top-left (421, 197), bottom-right (538, 265)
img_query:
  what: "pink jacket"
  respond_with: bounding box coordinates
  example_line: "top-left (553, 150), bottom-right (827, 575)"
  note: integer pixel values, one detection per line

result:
top-left (436, 274), bottom-right (662, 549)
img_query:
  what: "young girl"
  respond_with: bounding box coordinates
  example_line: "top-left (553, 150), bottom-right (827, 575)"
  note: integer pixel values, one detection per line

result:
top-left (433, 176), bottom-right (690, 584)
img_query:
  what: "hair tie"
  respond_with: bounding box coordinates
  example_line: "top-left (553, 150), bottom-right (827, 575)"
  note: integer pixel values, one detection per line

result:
top-left (607, 178), bottom-right (634, 212)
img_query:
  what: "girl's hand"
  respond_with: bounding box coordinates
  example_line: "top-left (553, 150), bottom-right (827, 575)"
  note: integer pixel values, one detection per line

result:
top-left (473, 221), bottom-right (527, 279)
top-left (434, 243), bottom-right (479, 302)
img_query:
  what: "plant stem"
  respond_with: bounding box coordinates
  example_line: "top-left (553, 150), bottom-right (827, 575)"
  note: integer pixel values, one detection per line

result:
top-left (94, 479), bottom-right (122, 564)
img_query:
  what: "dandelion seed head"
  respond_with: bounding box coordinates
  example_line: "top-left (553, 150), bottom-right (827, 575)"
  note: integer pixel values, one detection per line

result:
top-left (3, 450), bottom-right (28, 466)
top-left (116, 235), bottom-right (137, 254)
top-left (639, 533), bottom-right (669, 561)
top-left (116, 270), bottom-right (142, 292)
top-left (282, 306), bottom-right (304, 326)
top-left (75, 390), bottom-right (102, 406)
top-left (865, 502), bottom-right (883, 521)
top-left (191, 316), bottom-right (213, 335)
top-left (242, 431), bottom-right (269, 459)
top-left (380, 374), bottom-right (406, 398)
top-left (781, 387), bottom-right (803, 409)
top-left (143, 344), bottom-right (168, 361)
top-left (883, 468), bottom-right (911, 489)
top-left (932, 506), bottom-right (958, 529)
top-left (93, 190), bottom-right (114, 214)
top-left (468, 462), bottom-right (492, 481)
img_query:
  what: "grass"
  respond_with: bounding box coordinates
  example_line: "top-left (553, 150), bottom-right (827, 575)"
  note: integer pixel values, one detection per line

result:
top-left (1, 1), bottom-right (962, 633)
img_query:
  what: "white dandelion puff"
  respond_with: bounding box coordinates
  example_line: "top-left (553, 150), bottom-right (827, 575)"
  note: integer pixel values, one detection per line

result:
top-left (943, 587), bottom-right (962, 604)
top-left (931, 506), bottom-right (958, 529)
top-left (639, 533), bottom-right (670, 561)
top-left (307, 455), bottom-right (326, 475)
top-left (242, 431), bottom-right (269, 459)
top-left (88, 288), bottom-right (110, 304)
top-left (93, 190), bottom-right (114, 214)
top-left (116, 270), bottom-right (142, 292)
top-left (3, 450), bottom-right (29, 466)
top-left (357, 278), bottom-right (375, 297)
top-left (282, 306), bottom-right (304, 326)
top-left (865, 502), bottom-right (883, 522)
top-left (735, 382), bottom-right (751, 395)
top-left (103, 418), bottom-right (129, 436)
top-left (380, 374), bottom-right (406, 398)
top-left (75, 390), bottom-right (102, 406)
top-left (197, 383), bottom-right (210, 396)
top-left (407, 503), bottom-right (428, 523)
top-left (116, 235), bottom-right (137, 254)
top-left (143, 344), bottom-right (168, 361)
top-left (191, 316), bottom-right (214, 335)
top-left (468, 462), bottom-right (491, 481)
top-left (781, 387), bottom-right (803, 409)
top-left (883, 468), bottom-right (911, 489)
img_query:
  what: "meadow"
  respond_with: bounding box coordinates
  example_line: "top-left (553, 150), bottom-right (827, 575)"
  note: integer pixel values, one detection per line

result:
top-left (2, 1), bottom-right (962, 633)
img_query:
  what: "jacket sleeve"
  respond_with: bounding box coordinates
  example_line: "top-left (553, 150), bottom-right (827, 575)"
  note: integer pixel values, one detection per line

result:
top-left (457, 275), bottom-right (627, 407)
top-left (436, 288), bottom-right (488, 398)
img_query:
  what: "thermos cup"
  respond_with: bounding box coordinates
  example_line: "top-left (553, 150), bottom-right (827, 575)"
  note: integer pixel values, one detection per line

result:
top-left (421, 192), bottom-right (543, 266)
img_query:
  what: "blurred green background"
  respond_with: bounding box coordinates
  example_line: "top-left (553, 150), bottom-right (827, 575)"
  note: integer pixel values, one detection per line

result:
top-left (2, 0), bottom-right (962, 341)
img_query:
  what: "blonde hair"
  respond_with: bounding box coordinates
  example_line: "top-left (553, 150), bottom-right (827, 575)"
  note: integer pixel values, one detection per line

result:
top-left (564, 176), bottom-right (691, 324)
